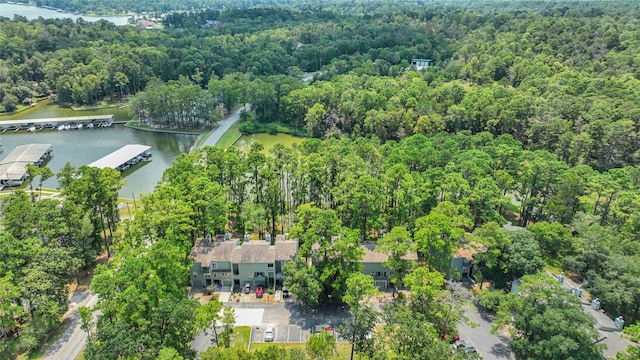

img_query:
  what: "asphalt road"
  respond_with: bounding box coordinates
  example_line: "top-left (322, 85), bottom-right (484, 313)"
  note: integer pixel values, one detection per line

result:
top-left (43, 290), bottom-right (99, 360)
top-left (450, 281), bottom-right (515, 360)
top-left (199, 105), bottom-right (249, 148)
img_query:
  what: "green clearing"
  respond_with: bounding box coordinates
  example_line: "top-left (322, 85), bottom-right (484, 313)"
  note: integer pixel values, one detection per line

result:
top-left (216, 120), bottom-right (243, 148)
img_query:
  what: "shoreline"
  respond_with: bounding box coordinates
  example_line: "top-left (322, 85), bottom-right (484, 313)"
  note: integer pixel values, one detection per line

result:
top-left (124, 123), bottom-right (204, 136)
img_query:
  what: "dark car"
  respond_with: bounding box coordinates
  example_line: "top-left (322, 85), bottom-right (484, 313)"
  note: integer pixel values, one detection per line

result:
top-left (282, 287), bottom-right (290, 298)
top-left (256, 285), bottom-right (264, 298)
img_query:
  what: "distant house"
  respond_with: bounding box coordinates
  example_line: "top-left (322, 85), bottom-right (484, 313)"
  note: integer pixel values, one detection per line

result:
top-left (137, 19), bottom-right (156, 29)
top-left (21, 98), bottom-right (32, 106)
top-left (410, 58), bottom-right (434, 70)
top-left (202, 20), bottom-right (220, 29)
top-left (190, 234), bottom-right (298, 291)
top-left (449, 241), bottom-right (487, 281)
top-left (361, 242), bottom-right (418, 289)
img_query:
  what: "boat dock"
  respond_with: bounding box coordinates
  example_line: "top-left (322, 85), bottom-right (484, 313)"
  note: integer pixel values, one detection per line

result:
top-left (88, 144), bottom-right (152, 172)
top-left (0, 115), bottom-right (115, 132)
top-left (0, 144), bottom-right (53, 187)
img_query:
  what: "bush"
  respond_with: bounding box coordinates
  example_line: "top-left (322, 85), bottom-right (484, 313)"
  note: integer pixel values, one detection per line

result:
top-left (268, 287), bottom-right (274, 295)
top-left (238, 121), bottom-right (310, 137)
top-left (477, 288), bottom-right (507, 314)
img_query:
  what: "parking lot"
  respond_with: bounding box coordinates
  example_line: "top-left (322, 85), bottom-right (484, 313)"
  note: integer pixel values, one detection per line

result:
top-left (250, 321), bottom-right (349, 344)
top-left (251, 324), bottom-right (311, 343)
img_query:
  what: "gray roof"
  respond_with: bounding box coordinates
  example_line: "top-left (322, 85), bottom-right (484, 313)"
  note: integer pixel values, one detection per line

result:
top-left (89, 144), bottom-right (150, 169)
top-left (0, 115), bottom-right (113, 127)
top-left (191, 237), bottom-right (299, 265)
top-left (0, 144), bottom-right (52, 182)
top-left (232, 241), bottom-right (276, 264)
top-left (361, 242), bottom-right (418, 263)
top-left (1, 144), bottom-right (51, 164)
top-left (190, 238), bottom-right (236, 265)
top-left (275, 240), bottom-right (298, 261)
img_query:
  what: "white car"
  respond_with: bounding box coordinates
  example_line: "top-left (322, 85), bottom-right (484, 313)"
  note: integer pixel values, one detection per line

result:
top-left (264, 324), bottom-right (275, 342)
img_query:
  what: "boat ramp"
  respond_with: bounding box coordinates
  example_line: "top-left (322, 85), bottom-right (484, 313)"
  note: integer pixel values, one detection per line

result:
top-left (88, 144), bottom-right (152, 172)
top-left (0, 144), bottom-right (53, 187)
top-left (0, 115), bottom-right (115, 132)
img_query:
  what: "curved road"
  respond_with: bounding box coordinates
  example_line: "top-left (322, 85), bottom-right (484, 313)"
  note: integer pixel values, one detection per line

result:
top-left (199, 105), bottom-right (250, 148)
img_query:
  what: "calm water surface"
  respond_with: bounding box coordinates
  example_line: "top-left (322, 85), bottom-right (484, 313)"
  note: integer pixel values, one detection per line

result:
top-left (0, 101), bottom-right (197, 197)
top-left (234, 133), bottom-right (308, 153)
top-left (0, 3), bottom-right (130, 25)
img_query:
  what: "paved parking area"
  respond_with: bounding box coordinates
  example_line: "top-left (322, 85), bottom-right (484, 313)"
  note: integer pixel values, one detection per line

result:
top-left (251, 324), bottom-right (311, 343)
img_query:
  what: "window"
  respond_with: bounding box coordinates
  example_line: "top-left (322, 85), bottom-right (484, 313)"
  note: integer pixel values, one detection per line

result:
top-left (267, 263), bottom-right (274, 268)
top-left (254, 272), bottom-right (265, 278)
top-left (375, 272), bottom-right (387, 277)
top-left (211, 263), bottom-right (217, 269)
top-left (192, 273), bottom-right (197, 278)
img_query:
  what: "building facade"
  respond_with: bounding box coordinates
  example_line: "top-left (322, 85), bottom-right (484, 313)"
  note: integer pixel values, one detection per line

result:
top-left (190, 234), bottom-right (297, 291)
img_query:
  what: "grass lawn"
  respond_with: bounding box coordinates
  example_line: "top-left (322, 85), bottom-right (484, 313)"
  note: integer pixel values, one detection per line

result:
top-left (250, 342), bottom-right (352, 359)
top-left (71, 101), bottom-right (127, 111)
top-left (544, 258), bottom-right (563, 275)
top-left (230, 326), bottom-right (252, 350)
top-left (216, 120), bottom-right (243, 147)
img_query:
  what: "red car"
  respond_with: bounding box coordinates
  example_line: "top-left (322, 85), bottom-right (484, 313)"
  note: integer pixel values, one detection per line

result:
top-left (256, 285), bottom-right (264, 298)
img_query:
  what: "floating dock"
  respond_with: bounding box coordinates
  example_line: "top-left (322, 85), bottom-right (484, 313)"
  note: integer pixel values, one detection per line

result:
top-left (0, 115), bottom-right (115, 132)
top-left (88, 144), bottom-right (151, 172)
top-left (0, 144), bottom-right (53, 187)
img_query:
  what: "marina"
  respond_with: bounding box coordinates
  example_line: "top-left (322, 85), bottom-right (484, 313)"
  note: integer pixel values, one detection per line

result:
top-left (0, 115), bottom-right (115, 132)
top-left (88, 144), bottom-right (152, 172)
top-left (0, 144), bottom-right (53, 187)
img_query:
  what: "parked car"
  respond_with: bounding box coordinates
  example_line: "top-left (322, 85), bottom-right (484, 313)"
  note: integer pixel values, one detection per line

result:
top-left (256, 285), bottom-right (264, 298)
top-left (312, 324), bottom-right (335, 337)
top-left (244, 283), bottom-right (250, 294)
top-left (453, 339), bottom-right (466, 348)
top-left (264, 324), bottom-right (275, 342)
top-left (282, 287), bottom-right (290, 298)
top-left (365, 330), bottom-right (372, 340)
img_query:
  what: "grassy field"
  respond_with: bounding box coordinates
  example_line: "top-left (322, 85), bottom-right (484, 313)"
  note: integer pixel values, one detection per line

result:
top-left (71, 101), bottom-right (127, 111)
top-left (250, 342), bottom-right (352, 359)
top-left (216, 120), bottom-right (243, 148)
top-left (230, 326), bottom-right (252, 349)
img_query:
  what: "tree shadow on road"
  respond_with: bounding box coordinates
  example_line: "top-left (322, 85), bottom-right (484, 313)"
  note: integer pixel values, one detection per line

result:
top-left (491, 342), bottom-right (514, 359)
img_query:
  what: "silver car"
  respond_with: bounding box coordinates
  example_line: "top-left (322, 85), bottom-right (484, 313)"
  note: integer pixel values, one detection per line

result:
top-left (264, 324), bottom-right (275, 342)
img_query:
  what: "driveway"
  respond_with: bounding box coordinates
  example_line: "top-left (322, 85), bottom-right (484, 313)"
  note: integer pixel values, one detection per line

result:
top-left (548, 271), bottom-right (630, 359)
top-left (450, 282), bottom-right (514, 360)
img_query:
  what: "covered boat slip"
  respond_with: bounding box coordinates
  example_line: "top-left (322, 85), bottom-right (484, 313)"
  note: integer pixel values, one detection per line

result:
top-left (0, 115), bottom-right (114, 130)
top-left (0, 144), bottom-right (53, 186)
top-left (89, 144), bottom-right (152, 172)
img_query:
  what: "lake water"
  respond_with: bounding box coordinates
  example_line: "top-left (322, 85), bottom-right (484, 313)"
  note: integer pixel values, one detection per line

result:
top-left (234, 133), bottom-right (308, 153)
top-left (0, 101), bottom-right (197, 197)
top-left (0, 3), bottom-right (130, 25)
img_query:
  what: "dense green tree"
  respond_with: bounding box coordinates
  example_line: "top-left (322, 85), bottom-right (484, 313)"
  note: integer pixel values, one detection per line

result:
top-left (496, 274), bottom-right (603, 360)
top-left (376, 226), bottom-right (416, 288)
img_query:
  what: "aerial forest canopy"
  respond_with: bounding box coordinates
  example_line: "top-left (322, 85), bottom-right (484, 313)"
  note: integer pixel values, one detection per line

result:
top-left (3, 0), bottom-right (640, 358)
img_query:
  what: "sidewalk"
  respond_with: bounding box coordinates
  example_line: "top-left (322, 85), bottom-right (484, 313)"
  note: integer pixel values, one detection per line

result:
top-left (546, 271), bottom-right (630, 359)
